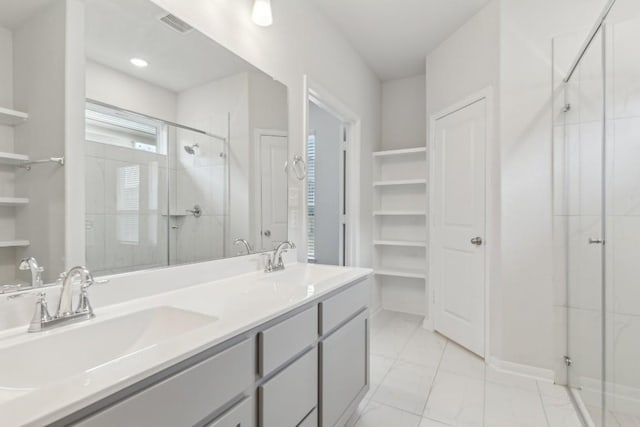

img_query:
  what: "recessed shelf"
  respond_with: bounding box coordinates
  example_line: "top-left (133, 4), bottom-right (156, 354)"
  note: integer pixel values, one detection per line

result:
top-left (0, 197), bottom-right (29, 206)
top-left (0, 152), bottom-right (29, 166)
top-left (373, 211), bottom-right (426, 216)
top-left (373, 179), bottom-right (427, 187)
top-left (373, 147), bottom-right (426, 157)
top-left (374, 269), bottom-right (426, 280)
top-left (0, 107), bottom-right (28, 126)
top-left (374, 240), bottom-right (426, 248)
top-left (0, 240), bottom-right (30, 248)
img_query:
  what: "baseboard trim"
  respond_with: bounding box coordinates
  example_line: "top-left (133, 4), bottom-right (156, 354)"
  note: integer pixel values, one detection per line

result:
top-left (422, 317), bottom-right (434, 331)
top-left (488, 357), bottom-right (556, 383)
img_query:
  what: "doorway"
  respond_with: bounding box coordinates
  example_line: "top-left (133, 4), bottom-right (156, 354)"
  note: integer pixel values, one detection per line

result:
top-left (304, 77), bottom-right (361, 267)
top-left (306, 102), bottom-right (347, 265)
top-left (254, 130), bottom-right (289, 252)
top-left (430, 95), bottom-right (489, 358)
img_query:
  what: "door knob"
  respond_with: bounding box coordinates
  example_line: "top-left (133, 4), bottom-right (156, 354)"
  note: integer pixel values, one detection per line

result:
top-left (263, 230), bottom-right (271, 237)
top-left (470, 237), bottom-right (483, 246)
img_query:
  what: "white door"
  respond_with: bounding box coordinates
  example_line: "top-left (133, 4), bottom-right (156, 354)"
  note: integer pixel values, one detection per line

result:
top-left (432, 99), bottom-right (486, 357)
top-left (259, 134), bottom-right (288, 251)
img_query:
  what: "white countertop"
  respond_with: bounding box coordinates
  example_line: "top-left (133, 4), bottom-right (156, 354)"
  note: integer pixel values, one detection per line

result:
top-left (0, 262), bottom-right (371, 427)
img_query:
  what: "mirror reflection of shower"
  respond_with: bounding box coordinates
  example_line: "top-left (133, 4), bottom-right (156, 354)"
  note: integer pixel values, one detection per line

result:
top-left (184, 143), bottom-right (199, 155)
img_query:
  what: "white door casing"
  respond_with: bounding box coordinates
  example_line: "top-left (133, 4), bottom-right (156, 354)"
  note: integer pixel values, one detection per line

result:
top-left (431, 98), bottom-right (487, 357)
top-left (257, 133), bottom-right (288, 251)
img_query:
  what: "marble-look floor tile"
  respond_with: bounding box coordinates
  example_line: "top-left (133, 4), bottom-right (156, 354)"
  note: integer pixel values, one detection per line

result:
top-left (370, 310), bottom-right (397, 335)
top-left (539, 389), bottom-right (582, 427)
top-left (419, 417), bottom-right (451, 427)
top-left (354, 401), bottom-right (422, 427)
top-left (612, 411), bottom-right (640, 427)
top-left (399, 328), bottom-right (447, 367)
top-left (438, 341), bottom-right (485, 380)
top-left (370, 318), bottom-right (419, 359)
top-left (423, 371), bottom-right (484, 426)
top-left (372, 360), bottom-right (436, 415)
top-left (370, 354), bottom-right (395, 386)
top-left (485, 382), bottom-right (548, 427)
top-left (586, 404), bottom-right (622, 427)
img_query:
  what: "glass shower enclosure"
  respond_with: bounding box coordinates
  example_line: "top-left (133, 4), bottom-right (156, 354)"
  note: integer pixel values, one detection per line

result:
top-left (84, 102), bottom-right (229, 276)
top-left (553, 0), bottom-right (640, 424)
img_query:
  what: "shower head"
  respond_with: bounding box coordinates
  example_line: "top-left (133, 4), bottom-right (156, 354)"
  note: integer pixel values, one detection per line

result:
top-left (184, 143), bottom-right (199, 155)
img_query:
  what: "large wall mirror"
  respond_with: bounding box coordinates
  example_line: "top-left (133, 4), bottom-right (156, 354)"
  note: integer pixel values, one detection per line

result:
top-left (0, 0), bottom-right (288, 291)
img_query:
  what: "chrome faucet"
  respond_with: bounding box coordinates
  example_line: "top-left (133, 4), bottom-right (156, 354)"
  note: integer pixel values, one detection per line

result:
top-left (19, 257), bottom-right (44, 288)
top-left (263, 241), bottom-right (296, 273)
top-left (234, 238), bottom-right (254, 255)
top-left (29, 266), bottom-right (108, 333)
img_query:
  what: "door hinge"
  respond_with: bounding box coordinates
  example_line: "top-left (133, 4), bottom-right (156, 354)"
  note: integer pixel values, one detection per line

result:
top-left (564, 355), bottom-right (573, 367)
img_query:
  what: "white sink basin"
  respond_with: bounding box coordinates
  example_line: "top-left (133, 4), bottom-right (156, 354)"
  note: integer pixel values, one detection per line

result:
top-left (257, 263), bottom-right (346, 287)
top-left (0, 306), bottom-right (216, 391)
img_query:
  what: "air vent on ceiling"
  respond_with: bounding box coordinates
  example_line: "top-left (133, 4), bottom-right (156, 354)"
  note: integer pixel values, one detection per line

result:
top-left (159, 14), bottom-right (193, 34)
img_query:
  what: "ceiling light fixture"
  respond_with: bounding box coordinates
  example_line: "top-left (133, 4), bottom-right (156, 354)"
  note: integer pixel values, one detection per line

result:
top-left (130, 57), bottom-right (149, 68)
top-left (251, 0), bottom-right (273, 27)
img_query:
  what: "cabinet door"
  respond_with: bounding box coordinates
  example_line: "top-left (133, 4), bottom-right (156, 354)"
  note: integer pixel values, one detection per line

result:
top-left (75, 339), bottom-right (254, 427)
top-left (259, 349), bottom-right (317, 427)
top-left (205, 397), bottom-right (253, 427)
top-left (319, 311), bottom-right (368, 427)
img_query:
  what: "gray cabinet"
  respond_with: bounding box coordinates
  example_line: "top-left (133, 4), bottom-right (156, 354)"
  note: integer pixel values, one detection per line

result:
top-left (63, 277), bottom-right (370, 427)
top-left (319, 311), bottom-right (368, 427)
top-left (74, 339), bottom-right (255, 427)
top-left (259, 306), bottom-right (317, 377)
top-left (205, 397), bottom-right (253, 427)
top-left (259, 349), bottom-right (317, 427)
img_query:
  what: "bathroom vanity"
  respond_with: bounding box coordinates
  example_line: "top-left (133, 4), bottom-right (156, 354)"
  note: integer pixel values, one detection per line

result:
top-left (0, 262), bottom-right (371, 427)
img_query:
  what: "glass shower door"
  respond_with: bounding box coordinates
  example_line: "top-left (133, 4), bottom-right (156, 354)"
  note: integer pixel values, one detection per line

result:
top-left (168, 126), bottom-right (228, 266)
top-left (553, 28), bottom-right (606, 424)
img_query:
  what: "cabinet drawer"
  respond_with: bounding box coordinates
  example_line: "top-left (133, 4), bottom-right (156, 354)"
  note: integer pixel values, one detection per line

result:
top-left (76, 339), bottom-right (254, 427)
top-left (297, 408), bottom-right (317, 427)
top-left (319, 279), bottom-right (369, 335)
top-left (259, 306), bottom-right (317, 376)
top-left (205, 397), bottom-right (253, 427)
top-left (320, 311), bottom-right (368, 427)
top-left (259, 349), bottom-right (317, 427)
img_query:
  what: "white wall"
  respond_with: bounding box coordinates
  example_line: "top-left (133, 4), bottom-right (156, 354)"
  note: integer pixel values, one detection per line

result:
top-left (309, 102), bottom-right (340, 265)
top-left (425, 0), bottom-right (608, 373)
top-left (86, 60), bottom-right (178, 122)
top-left (381, 75), bottom-right (425, 150)
top-left (499, 0), bottom-right (605, 372)
top-left (149, 0), bottom-right (382, 272)
top-left (14, 0), bottom-right (70, 283)
top-left (425, 0), bottom-right (501, 353)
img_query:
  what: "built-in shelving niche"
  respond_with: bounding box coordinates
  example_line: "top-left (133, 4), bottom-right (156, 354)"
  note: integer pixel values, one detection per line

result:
top-left (372, 147), bottom-right (427, 315)
top-left (0, 107), bottom-right (31, 251)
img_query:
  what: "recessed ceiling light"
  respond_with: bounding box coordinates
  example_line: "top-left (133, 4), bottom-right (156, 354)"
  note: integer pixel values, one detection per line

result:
top-left (130, 58), bottom-right (148, 68)
top-left (251, 0), bottom-right (273, 27)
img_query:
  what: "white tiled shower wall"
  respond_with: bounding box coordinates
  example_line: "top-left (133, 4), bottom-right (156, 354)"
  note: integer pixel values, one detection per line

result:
top-left (553, 5), bottom-right (640, 417)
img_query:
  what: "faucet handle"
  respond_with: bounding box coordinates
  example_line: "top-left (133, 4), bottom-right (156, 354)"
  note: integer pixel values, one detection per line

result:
top-left (28, 292), bottom-right (52, 333)
top-left (261, 253), bottom-right (274, 272)
top-left (85, 277), bottom-right (109, 288)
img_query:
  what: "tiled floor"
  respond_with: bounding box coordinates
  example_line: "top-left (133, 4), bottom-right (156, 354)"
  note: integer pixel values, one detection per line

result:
top-left (352, 310), bottom-right (584, 427)
top-left (585, 404), bottom-right (640, 427)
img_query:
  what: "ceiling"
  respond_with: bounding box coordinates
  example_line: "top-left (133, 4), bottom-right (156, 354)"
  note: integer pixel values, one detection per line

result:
top-left (311, 0), bottom-right (490, 81)
top-left (85, 0), bottom-right (260, 93)
top-left (0, 0), bottom-right (57, 29)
